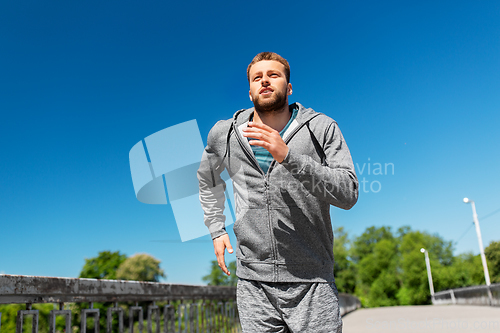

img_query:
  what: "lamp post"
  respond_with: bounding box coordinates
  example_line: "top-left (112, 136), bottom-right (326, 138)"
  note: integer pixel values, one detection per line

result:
top-left (463, 198), bottom-right (491, 286)
top-left (463, 197), bottom-right (493, 305)
top-left (420, 248), bottom-right (435, 303)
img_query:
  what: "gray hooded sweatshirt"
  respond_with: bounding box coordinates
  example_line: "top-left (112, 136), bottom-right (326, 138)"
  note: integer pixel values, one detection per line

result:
top-left (198, 102), bottom-right (358, 283)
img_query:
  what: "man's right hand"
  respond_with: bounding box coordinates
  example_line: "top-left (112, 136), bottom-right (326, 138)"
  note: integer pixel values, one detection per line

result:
top-left (213, 233), bottom-right (233, 276)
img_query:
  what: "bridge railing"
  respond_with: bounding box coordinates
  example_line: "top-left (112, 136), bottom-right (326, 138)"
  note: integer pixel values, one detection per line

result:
top-left (433, 283), bottom-right (500, 307)
top-left (0, 274), bottom-right (240, 333)
top-left (0, 274), bottom-right (362, 332)
top-left (338, 293), bottom-right (361, 316)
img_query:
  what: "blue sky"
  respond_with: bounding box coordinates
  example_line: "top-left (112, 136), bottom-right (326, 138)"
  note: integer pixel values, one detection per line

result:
top-left (1, 0), bottom-right (499, 285)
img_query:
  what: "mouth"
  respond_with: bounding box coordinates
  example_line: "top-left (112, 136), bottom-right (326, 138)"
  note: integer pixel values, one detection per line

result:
top-left (259, 87), bottom-right (274, 95)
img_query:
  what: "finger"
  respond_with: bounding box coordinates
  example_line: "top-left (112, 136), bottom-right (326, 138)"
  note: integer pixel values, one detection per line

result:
top-left (243, 131), bottom-right (271, 142)
top-left (248, 140), bottom-right (271, 149)
top-left (242, 127), bottom-right (267, 136)
top-left (220, 236), bottom-right (232, 275)
top-left (214, 245), bottom-right (227, 270)
top-left (217, 254), bottom-right (230, 275)
top-left (248, 121), bottom-right (277, 133)
top-left (243, 127), bottom-right (277, 140)
top-left (217, 255), bottom-right (231, 275)
top-left (224, 237), bottom-right (233, 254)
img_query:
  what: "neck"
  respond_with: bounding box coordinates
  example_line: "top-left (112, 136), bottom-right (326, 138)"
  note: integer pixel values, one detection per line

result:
top-left (252, 104), bottom-right (291, 132)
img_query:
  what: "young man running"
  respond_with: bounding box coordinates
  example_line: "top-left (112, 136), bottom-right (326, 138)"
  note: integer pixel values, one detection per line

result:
top-left (198, 52), bottom-right (358, 332)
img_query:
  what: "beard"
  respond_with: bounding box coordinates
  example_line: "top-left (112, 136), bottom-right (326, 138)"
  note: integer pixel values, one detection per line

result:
top-left (252, 89), bottom-right (287, 114)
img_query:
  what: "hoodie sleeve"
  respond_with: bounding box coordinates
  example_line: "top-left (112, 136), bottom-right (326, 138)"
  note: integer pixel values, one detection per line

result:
top-left (280, 120), bottom-right (358, 210)
top-left (197, 122), bottom-right (229, 239)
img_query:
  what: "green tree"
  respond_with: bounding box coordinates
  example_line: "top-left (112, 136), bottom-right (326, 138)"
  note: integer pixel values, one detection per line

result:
top-left (350, 226), bottom-right (460, 307)
top-left (116, 253), bottom-right (166, 282)
top-left (333, 227), bottom-right (357, 294)
top-left (356, 237), bottom-right (399, 307)
top-left (351, 226), bottom-right (394, 263)
top-left (350, 226), bottom-right (397, 306)
top-left (485, 241), bottom-right (500, 283)
top-left (397, 230), bottom-right (433, 305)
top-left (202, 260), bottom-right (237, 286)
top-left (77, 251), bottom-right (165, 332)
top-left (79, 250), bottom-right (126, 280)
top-left (369, 270), bottom-right (400, 307)
top-left (0, 304), bottom-right (54, 333)
top-left (435, 252), bottom-right (484, 290)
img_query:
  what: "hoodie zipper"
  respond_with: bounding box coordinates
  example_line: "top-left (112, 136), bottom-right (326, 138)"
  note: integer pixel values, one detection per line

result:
top-left (267, 114), bottom-right (323, 277)
top-left (264, 115), bottom-right (320, 275)
top-left (233, 121), bottom-right (277, 273)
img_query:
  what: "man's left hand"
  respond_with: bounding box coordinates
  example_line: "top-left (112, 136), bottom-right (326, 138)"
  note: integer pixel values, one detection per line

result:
top-left (242, 122), bottom-right (289, 163)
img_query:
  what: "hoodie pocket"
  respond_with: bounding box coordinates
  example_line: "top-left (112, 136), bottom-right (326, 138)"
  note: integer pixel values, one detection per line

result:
top-left (233, 207), bottom-right (274, 262)
top-left (272, 206), bottom-right (334, 266)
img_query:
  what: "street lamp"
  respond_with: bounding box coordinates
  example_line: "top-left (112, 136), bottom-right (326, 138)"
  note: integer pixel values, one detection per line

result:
top-left (463, 198), bottom-right (491, 286)
top-left (463, 197), bottom-right (493, 305)
top-left (420, 248), bottom-right (435, 303)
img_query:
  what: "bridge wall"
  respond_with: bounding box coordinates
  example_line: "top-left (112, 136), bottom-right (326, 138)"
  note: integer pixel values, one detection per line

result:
top-left (339, 292), bottom-right (361, 316)
top-left (433, 283), bottom-right (500, 306)
top-left (0, 274), bottom-right (362, 332)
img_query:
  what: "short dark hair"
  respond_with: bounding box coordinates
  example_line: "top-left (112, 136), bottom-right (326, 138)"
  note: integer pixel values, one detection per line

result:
top-left (247, 52), bottom-right (290, 83)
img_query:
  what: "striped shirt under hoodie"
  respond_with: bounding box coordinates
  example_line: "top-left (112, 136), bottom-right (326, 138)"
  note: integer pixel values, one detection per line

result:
top-left (248, 105), bottom-right (299, 173)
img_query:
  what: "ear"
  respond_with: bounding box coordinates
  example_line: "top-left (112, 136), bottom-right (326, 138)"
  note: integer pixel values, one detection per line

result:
top-left (287, 83), bottom-right (293, 96)
top-left (249, 90), bottom-right (253, 101)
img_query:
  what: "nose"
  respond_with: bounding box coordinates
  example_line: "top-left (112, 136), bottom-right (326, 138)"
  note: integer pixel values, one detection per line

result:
top-left (261, 74), bottom-right (270, 86)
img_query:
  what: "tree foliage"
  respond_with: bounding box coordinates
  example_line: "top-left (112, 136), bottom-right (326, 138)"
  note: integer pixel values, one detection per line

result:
top-left (485, 240), bottom-right (500, 283)
top-left (79, 250), bottom-right (127, 279)
top-left (333, 227), bottom-right (356, 294)
top-left (0, 304), bottom-right (55, 333)
top-left (332, 225), bottom-right (493, 308)
top-left (116, 253), bottom-right (166, 282)
top-left (202, 260), bottom-right (238, 286)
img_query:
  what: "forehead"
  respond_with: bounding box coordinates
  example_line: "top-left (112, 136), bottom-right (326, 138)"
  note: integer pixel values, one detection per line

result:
top-left (249, 60), bottom-right (286, 76)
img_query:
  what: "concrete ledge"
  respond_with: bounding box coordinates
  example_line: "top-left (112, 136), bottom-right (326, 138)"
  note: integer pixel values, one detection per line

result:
top-left (0, 274), bottom-right (236, 304)
top-left (339, 292), bottom-right (361, 316)
top-left (433, 283), bottom-right (500, 306)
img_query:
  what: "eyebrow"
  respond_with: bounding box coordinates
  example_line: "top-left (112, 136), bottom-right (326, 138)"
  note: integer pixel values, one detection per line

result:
top-left (252, 70), bottom-right (282, 78)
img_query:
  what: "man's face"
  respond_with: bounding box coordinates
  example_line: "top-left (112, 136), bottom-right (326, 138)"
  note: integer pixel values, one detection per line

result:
top-left (248, 60), bottom-right (292, 113)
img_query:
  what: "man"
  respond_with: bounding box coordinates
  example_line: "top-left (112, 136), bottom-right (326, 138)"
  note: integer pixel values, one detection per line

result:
top-left (198, 52), bottom-right (358, 332)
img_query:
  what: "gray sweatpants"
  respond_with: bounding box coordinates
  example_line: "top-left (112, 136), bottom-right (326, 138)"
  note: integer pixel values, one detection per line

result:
top-left (237, 278), bottom-right (342, 333)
